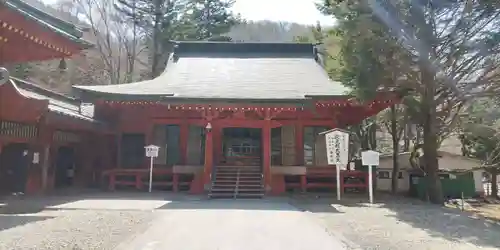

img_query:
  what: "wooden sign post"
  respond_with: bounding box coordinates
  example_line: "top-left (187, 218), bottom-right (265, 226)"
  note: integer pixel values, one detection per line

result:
top-left (324, 129), bottom-right (350, 201)
top-left (361, 150), bottom-right (380, 204)
top-left (145, 145), bottom-right (160, 193)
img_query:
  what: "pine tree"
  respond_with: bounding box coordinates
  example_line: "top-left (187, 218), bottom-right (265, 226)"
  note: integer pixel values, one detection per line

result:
top-left (114, 0), bottom-right (191, 77)
top-left (182, 0), bottom-right (238, 41)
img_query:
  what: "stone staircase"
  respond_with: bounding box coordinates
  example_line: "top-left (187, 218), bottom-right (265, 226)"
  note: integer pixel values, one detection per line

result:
top-left (209, 165), bottom-right (264, 199)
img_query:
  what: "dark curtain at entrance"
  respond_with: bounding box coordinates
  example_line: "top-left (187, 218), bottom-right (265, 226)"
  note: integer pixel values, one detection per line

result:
top-left (166, 125), bottom-right (180, 166)
top-left (120, 133), bottom-right (145, 168)
top-left (55, 146), bottom-right (76, 188)
top-left (0, 143), bottom-right (29, 193)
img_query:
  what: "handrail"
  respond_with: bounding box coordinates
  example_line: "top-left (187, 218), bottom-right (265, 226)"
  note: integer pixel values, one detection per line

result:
top-left (234, 169), bottom-right (240, 199)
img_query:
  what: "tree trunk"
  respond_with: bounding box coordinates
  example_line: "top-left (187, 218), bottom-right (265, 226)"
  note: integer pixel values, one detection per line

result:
top-left (390, 105), bottom-right (400, 194)
top-left (151, 0), bottom-right (163, 78)
top-left (421, 66), bottom-right (443, 204)
top-left (403, 109), bottom-right (411, 152)
top-left (415, 126), bottom-right (422, 145)
top-left (491, 169), bottom-right (498, 199)
top-left (369, 122), bottom-right (377, 150)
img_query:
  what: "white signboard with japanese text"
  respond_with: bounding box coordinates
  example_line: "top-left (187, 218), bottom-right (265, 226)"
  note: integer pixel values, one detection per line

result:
top-left (325, 130), bottom-right (350, 165)
top-left (145, 145), bottom-right (160, 158)
top-left (361, 150), bottom-right (380, 166)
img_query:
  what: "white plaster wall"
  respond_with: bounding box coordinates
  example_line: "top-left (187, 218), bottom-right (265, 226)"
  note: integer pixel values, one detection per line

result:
top-left (378, 153), bottom-right (412, 170)
top-left (376, 168), bottom-right (410, 192)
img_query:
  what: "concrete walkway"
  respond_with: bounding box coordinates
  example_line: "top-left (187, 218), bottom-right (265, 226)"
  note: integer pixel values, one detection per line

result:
top-left (115, 199), bottom-right (348, 250)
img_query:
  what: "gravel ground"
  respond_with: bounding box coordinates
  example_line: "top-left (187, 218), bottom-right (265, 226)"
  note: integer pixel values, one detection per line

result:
top-left (0, 210), bottom-right (155, 250)
top-left (292, 195), bottom-right (500, 250)
top-left (0, 193), bottom-right (168, 250)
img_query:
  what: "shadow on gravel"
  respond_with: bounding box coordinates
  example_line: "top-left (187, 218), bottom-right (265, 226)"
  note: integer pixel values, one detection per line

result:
top-left (290, 193), bottom-right (500, 249)
top-left (159, 198), bottom-right (301, 211)
top-left (382, 198), bottom-right (500, 249)
top-left (0, 189), bottom-right (197, 214)
top-left (287, 193), bottom-right (368, 213)
top-left (0, 214), bottom-right (53, 232)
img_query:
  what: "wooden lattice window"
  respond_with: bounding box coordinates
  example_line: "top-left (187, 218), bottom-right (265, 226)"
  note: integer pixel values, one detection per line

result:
top-left (53, 131), bottom-right (81, 143)
top-left (0, 121), bottom-right (38, 138)
top-left (303, 126), bottom-right (329, 165)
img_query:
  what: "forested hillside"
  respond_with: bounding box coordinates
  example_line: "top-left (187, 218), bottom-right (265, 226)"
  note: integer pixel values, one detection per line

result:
top-left (7, 0), bottom-right (319, 93)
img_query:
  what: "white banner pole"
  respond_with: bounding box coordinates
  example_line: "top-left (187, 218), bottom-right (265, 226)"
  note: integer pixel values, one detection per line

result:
top-left (149, 156), bottom-right (154, 193)
top-left (368, 165), bottom-right (373, 204)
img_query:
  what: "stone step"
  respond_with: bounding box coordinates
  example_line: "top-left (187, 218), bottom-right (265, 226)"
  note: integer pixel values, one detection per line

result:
top-left (217, 166), bottom-right (261, 170)
top-left (217, 165), bottom-right (261, 168)
top-left (216, 171), bottom-right (261, 175)
top-left (216, 174), bottom-right (261, 177)
top-left (216, 170), bottom-right (261, 174)
top-left (211, 186), bottom-right (264, 191)
top-left (209, 166), bottom-right (264, 199)
top-left (235, 193), bottom-right (265, 198)
top-left (215, 173), bottom-right (261, 177)
top-left (211, 187), bottom-right (264, 192)
top-left (210, 188), bottom-right (237, 192)
top-left (213, 180), bottom-right (262, 184)
top-left (213, 184), bottom-right (262, 188)
top-left (208, 193), bottom-right (235, 199)
top-left (213, 182), bottom-right (262, 186)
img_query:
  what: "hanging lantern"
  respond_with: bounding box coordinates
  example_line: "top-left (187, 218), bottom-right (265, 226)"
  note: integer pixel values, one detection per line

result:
top-left (58, 58), bottom-right (67, 70)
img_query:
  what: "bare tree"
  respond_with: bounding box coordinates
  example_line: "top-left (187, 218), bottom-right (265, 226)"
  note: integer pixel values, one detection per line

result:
top-left (379, 104), bottom-right (405, 193)
top-left (56, 0), bottom-right (147, 85)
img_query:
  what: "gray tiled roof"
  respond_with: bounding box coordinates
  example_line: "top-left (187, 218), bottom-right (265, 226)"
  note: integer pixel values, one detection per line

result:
top-left (10, 78), bottom-right (98, 123)
top-left (4, 0), bottom-right (93, 48)
top-left (74, 42), bottom-right (350, 100)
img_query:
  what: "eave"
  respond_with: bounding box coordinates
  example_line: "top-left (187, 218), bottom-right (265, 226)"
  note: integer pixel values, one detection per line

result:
top-left (3, 0), bottom-right (93, 50)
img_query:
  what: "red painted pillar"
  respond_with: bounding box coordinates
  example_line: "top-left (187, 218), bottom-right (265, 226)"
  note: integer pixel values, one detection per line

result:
top-left (262, 120), bottom-right (272, 193)
top-left (295, 122), bottom-right (304, 165)
top-left (116, 131), bottom-right (123, 169)
top-left (213, 126), bottom-right (222, 165)
top-left (173, 173), bottom-right (179, 192)
top-left (179, 123), bottom-right (189, 165)
top-left (202, 128), bottom-right (213, 191)
top-left (300, 175), bottom-right (307, 193)
top-left (38, 122), bottom-right (53, 193)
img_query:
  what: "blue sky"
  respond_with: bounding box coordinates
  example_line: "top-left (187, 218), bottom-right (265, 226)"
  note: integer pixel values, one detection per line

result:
top-left (41, 0), bottom-right (335, 25)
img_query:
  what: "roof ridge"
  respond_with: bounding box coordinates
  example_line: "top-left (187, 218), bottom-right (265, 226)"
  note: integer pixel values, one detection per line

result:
top-left (171, 40), bottom-right (317, 45)
top-left (5, 0), bottom-right (83, 38)
top-left (10, 77), bottom-right (81, 106)
top-left (171, 41), bottom-right (316, 56)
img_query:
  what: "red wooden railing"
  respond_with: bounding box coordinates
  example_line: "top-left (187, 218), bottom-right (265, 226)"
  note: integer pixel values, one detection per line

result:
top-left (283, 167), bottom-right (369, 193)
top-left (101, 168), bottom-right (191, 192)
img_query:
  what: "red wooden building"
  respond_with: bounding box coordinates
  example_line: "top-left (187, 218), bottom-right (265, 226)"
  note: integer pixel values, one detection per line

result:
top-left (74, 41), bottom-right (397, 198)
top-left (0, 0), bottom-right (104, 196)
